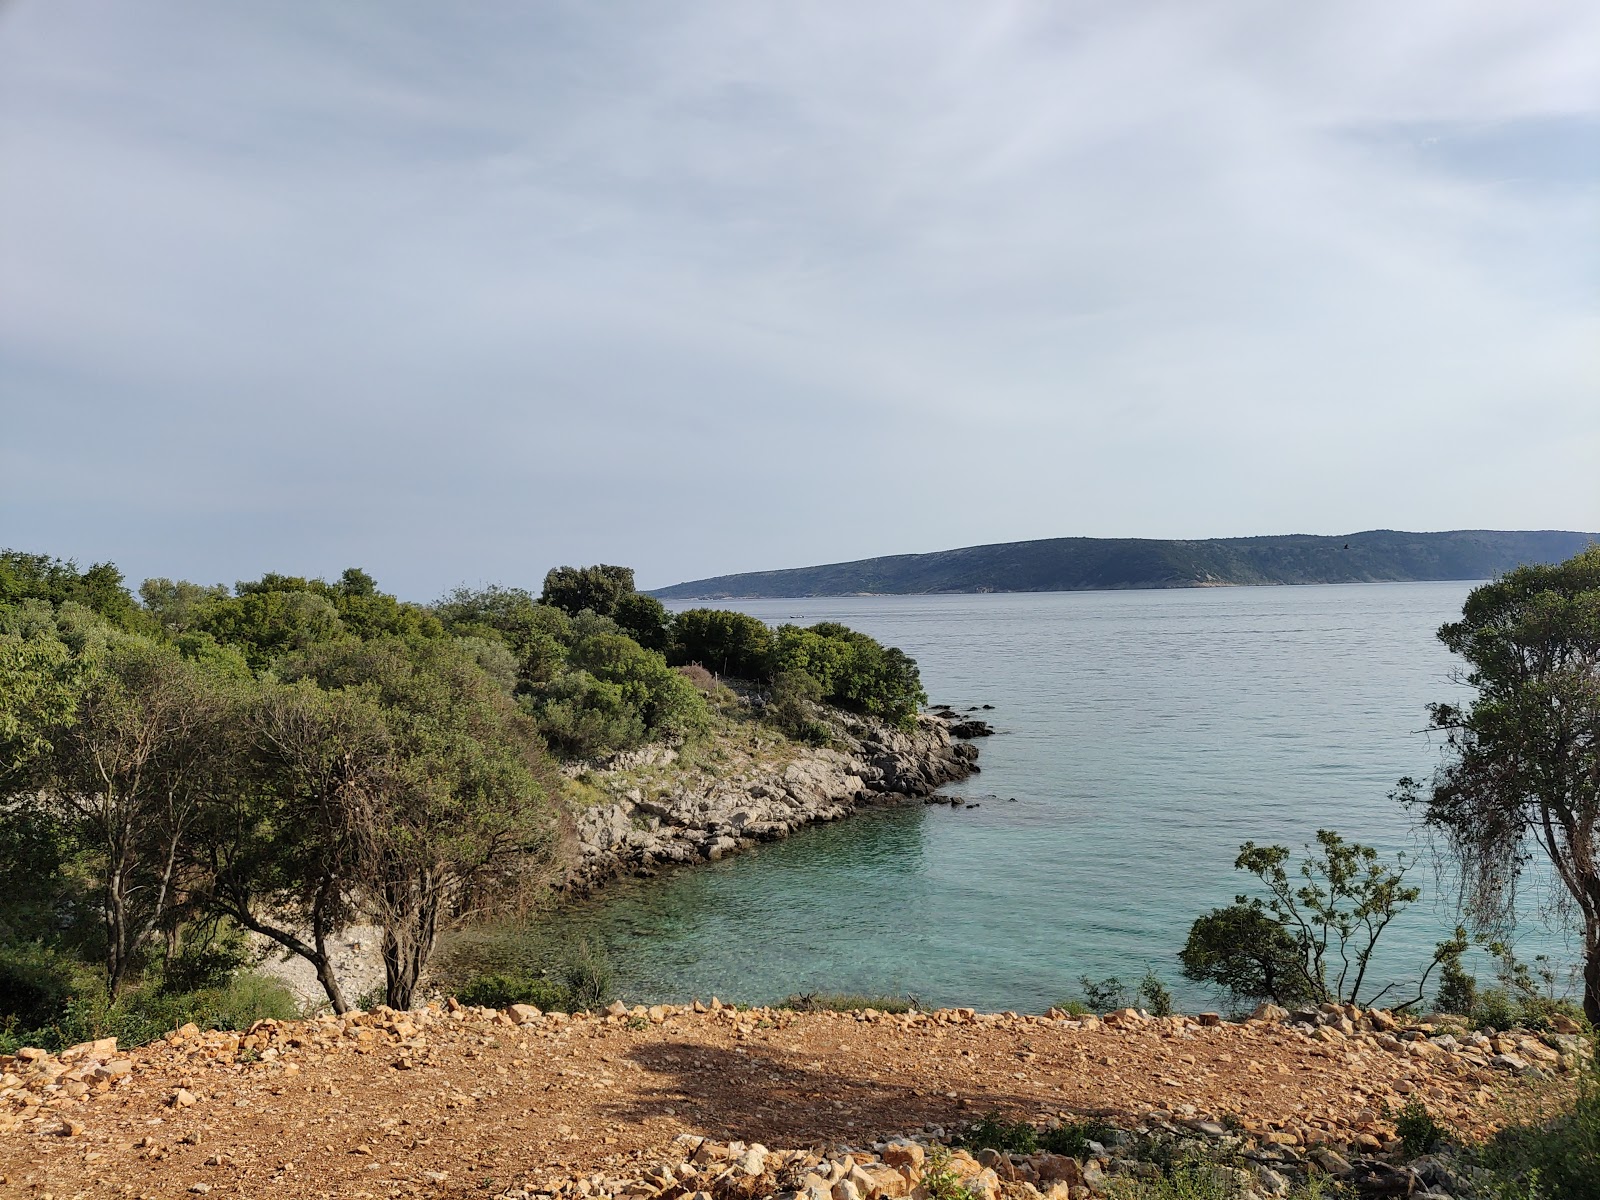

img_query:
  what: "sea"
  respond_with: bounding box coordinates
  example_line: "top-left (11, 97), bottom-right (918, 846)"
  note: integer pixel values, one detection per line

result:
top-left (551, 583), bottom-right (1577, 1013)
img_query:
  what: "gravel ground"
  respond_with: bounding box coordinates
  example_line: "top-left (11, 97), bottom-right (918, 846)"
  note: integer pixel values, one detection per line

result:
top-left (0, 1002), bottom-right (1553, 1200)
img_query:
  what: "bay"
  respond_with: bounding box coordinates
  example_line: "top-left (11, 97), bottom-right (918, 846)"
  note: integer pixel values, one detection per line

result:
top-left (555, 582), bottom-right (1576, 1013)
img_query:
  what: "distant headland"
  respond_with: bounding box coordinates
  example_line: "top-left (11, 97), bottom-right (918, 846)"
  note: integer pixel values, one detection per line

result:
top-left (653, 529), bottom-right (1598, 599)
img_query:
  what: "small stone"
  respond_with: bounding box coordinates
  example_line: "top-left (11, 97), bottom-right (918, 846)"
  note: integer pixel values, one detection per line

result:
top-left (1252, 1003), bottom-right (1289, 1022)
top-left (606, 1000), bottom-right (630, 1018)
top-left (172, 1089), bottom-right (197, 1108)
top-left (189, 1185), bottom-right (211, 1195)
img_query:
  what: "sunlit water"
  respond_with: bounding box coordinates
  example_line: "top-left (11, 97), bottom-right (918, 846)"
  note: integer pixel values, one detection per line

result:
top-left (552, 584), bottom-right (1575, 1012)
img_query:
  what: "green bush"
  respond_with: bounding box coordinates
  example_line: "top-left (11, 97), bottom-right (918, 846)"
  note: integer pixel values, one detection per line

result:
top-left (1393, 1098), bottom-right (1443, 1156)
top-left (670, 609), bottom-right (773, 679)
top-left (526, 670), bottom-right (647, 758)
top-left (558, 940), bottom-right (614, 1011)
top-left (782, 992), bottom-right (917, 1014)
top-left (1, 971), bottom-right (299, 1053)
top-left (1479, 1053), bottom-right (1600, 1200)
top-left (1039, 1120), bottom-right (1118, 1157)
top-left (959, 1111), bottom-right (1041, 1154)
top-left (456, 971), bottom-right (569, 1011)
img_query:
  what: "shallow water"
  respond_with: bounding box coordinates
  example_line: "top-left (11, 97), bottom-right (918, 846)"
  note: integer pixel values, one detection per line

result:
top-left (555, 583), bottom-right (1576, 1012)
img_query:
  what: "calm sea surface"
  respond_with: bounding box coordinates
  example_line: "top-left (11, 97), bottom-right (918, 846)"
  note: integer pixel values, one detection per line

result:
top-left (555, 584), bottom-right (1574, 1012)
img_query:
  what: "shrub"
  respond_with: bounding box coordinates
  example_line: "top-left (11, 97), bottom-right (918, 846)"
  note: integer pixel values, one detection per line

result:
top-left (670, 609), bottom-right (773, 679)
top-left (782, 993), bottom-right (917, 1014)
top-left (525, 670), bottom-right (647, 758)
top-left (456, 971), bottom-right (568, 1012)
top-left (1480, 1051), bottom-right (1600, 1200)
top-left (767, 670), bottom-right (829, 742)
top-left (959, 1110), bottom-right (1039, 1154)
top-left (1039, 1120), bottom-right (1118, 1158)
top-left (1181, 902), bottom-right (1316, 1009)
top-left (1, 971), bottom-right (299, 1053)
top-left (1393, 1098), bottom-right (1444, 1156)
top-left (1139, 970), bottom-right (1175, 1017)
top-left (558, 940), bottom-right (614, 1011)
top-left (1079, 975), bottom-right (1130, 1012)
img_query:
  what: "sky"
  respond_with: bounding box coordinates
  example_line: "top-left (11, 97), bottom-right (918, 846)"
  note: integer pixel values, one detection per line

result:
top-left (2, 1), bottom-right (1597, 597)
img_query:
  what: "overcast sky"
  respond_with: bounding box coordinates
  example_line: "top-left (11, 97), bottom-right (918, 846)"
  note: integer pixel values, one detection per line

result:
top-left (2, 2), bottom-right (1596, 597)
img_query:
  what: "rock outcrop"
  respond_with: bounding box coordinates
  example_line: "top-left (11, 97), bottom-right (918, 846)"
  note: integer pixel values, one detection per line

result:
top-left (565, 711), bottom-right (979, 893)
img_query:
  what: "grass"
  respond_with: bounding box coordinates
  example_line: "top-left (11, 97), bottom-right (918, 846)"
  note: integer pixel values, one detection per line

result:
top-left (781, 992), bottom-right (918, 1014)
top-left (0, 970), bottom-right (300, 1054)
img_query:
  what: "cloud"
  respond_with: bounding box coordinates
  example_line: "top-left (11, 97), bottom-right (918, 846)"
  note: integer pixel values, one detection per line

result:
top-left (1, 0), bottom-right (1595, 594)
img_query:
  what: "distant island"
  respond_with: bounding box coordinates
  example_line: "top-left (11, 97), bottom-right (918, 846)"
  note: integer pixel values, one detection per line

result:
top-left (653, 529), bottom-right (1598, 599)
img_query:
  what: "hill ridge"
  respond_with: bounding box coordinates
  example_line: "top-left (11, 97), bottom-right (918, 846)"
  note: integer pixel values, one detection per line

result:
top-left (653, 529), bottom-right (1598, 599)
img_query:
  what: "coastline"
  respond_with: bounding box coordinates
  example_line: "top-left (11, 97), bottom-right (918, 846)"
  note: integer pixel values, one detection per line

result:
top-left (562, 708), bottom-right (981, 895)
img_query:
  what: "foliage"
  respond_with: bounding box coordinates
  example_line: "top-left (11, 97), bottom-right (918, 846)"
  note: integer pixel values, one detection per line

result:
top-left (1479, 1050), bottom-right (1600, 1200)
top-left (0, 550), bottom-right (141, 628)
top-left (526, 670), bottom-right (648, 758)
top-left (1192, 830), bottom-right (1451, 1009)
top-left (917, 1149), bottom-right (971, 1200)
top-left (556, 939), bottom-right (614, 1011)
top-left (959, 1110), bottom-right (1041, 1153)
top-left (1138, 970), bottom-right (1175, 1017)
top-left (1078, 975), bottom-right (1131, 1012)
top-left (767, 622), bottom-right (926, 724)
top-left (540, 565), bottom-right (637, 620)
top-left (1181, 903), bottom-right (1318, 1009)
top-left (0, 969), bottom-right (298, 1055)
top-left (1040, 1120), bottom-right (1118, 1158)
top-left (455, 970), bottom-right (569, 1012)
top-left (1402, 546), bottom-right (1600, 1025)
top-left (1392, 1098), bottom-right (1444, 1156)
top-left (767, 669), bottom-right (829, 742)
top-left (670, 608), bottom-right (773, 679)
top-left (782, 992), bottom-right (917, 1014)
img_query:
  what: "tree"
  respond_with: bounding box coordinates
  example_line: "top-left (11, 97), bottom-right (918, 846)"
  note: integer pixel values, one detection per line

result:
top-left (1181, 902), bottom-right (1317, 1008)
top-left (281, 639), bottom-right (565, 1009)
top-left (40, 636), bottom-right (233, 993)
top-left (1184, 830), bottom-right (1454, 1010)
top-left (197, 679), bottom-right (389, 1014)
top-left (671, 608), bottom-right (773, 678)
top-left (541, 565), bottom-right (636, 619)
top-left (1403, 546), bottom-right (1600, 1024)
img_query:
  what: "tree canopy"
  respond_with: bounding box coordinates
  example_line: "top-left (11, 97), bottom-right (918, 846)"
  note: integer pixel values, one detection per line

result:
top-left (1404, 545), bottom-right (1600, 1024)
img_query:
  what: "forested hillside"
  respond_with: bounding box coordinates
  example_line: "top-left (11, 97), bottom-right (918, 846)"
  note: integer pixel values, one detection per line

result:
top-left (653, 529), bottom-right (1597, 598)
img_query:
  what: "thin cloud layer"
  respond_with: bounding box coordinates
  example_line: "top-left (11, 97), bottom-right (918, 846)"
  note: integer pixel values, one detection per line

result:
top-left (2, 1), bottom-right (1595, 596)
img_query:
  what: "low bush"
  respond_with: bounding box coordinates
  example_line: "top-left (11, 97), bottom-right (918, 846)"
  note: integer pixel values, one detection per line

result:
top-left (1478, 1052), bottom-right (1600, 1200)
top-left (456, 970), bottom-right (568, 1012)
top-left (1039, 1120), bottom-right (1118, 1157)
top-left (782, 992), bottom-right (917, 1014)
top-left (1392, 1098), bottom-right (1444, 1156)
top-left (0, 971), bottom-right (299, 1054)
top-left (958, 1110), bottom-right (1039, 1154)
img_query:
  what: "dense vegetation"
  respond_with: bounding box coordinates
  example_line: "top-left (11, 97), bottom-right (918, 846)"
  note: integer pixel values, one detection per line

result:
top-left (653, 529), bottom-right (1597, 598)
top-left (0, 551), bottom-right (927, 1047)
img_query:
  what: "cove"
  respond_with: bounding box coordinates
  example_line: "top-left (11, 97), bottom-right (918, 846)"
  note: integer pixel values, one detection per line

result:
top-left (553, 582), bottom-right (1577, 1013)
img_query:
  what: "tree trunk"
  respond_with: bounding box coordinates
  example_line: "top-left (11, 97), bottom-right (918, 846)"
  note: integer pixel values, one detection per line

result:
top-left (1585, 933), bottom-right (1600, 1029)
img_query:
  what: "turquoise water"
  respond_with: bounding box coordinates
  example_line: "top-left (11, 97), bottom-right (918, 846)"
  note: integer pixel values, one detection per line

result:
top-left (557, 583), bottom-right (1575, 1012)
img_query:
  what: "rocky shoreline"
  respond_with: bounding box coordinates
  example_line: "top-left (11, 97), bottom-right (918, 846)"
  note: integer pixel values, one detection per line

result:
top-left (562, 709), bottom-right (981, 894)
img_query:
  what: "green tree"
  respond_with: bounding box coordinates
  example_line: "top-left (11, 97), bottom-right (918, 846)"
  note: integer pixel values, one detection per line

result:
top-left (0, 550), bottom-right (141, 629)
top-left (281, 640), bottom-right (564, 1009)
top-left (671, 608), bottom-right (773, 678)
top-left (196, 678), bottom-right (389, 1014)
top-left (540, 564), bottom-right (636, 619)
top-left (1180, 902), bottom-right (1318, 1008)
top-left (1187, 830), bottom-right (1456, 1010)
top-left (1403, 546), bottom-right (1600, 1024)
top-left (35, 635), bottom-right (234, 993)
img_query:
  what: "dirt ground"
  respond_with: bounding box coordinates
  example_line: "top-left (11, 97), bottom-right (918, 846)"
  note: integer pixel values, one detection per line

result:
top-left (0, 1003), bottom-right (1550, 1200)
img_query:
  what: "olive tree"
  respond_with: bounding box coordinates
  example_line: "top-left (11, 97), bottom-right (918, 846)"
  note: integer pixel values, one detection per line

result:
top-left (1403, 546), bottom-right (1600, 1024)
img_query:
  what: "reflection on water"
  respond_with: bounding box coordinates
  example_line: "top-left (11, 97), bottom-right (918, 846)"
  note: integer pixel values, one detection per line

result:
top-left (548, 583), bottom-right (1576, 1012)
